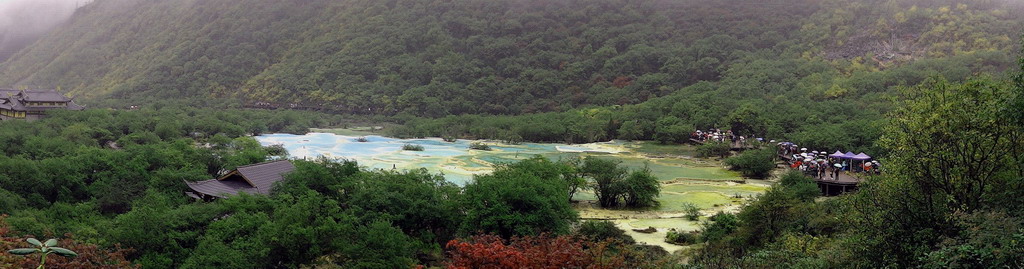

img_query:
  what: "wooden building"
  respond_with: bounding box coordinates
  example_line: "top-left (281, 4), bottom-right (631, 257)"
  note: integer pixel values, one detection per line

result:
top-left (0, 89), bottom-right (84, 120)
top-left (185, 160), bottom-right (296, 201)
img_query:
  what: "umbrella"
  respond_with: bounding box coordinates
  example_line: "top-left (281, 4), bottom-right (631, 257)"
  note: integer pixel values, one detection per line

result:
top-left (800, 147), bottom-right (807, 151)
top-left (834, 163), bottom-right (842, 168)
top-left (852, 153), bottom-right (872, 173)
top-left (811, 151), bottom-right (819, 154)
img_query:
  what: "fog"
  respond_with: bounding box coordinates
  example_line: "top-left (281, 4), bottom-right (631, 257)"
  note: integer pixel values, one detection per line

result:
top-left (0, 0), bottom-right (92, 61)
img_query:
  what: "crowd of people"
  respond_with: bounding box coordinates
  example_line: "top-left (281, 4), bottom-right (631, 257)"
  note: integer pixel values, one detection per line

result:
top-left (690, 129), bottom-right (747, 145)
top-left (777, 142), bottom-right (880, 181)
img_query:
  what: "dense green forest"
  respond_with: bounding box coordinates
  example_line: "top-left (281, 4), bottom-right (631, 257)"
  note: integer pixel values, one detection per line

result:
top-left (3, 0), bottom-right (1021, 115)
top-left (0, 62), bottom-right (1019, 268)
top-left (0, 108), bottom-right (669, 268)
top-left (7, 0), bottom-right (1018, 152)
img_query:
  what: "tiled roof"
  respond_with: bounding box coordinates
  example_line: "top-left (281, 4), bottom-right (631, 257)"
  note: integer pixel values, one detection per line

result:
top-left (185, 178), bottom-right (259, 199)
top-left (234, 160), bottom-right (296, 193)
top-left (186, 160), bottom-right (295, 198)
top-left (0, 89), bottom-right (18, 98)
top-left (21, 90), bottom-right (71, 102)
top-left (0, 88), bottom-right (84, 112)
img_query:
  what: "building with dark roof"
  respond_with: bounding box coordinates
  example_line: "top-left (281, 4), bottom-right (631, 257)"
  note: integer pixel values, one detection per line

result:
top-left (185, 160), bottom-right (296, 201)
top-left (0, 89), bottom-right (84, 120)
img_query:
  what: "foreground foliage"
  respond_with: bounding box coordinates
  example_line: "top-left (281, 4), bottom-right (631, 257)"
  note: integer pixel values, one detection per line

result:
top-left (0, 109), bottom-right (668, 267)
top-left (688, 73), bottom-right (1024, 268)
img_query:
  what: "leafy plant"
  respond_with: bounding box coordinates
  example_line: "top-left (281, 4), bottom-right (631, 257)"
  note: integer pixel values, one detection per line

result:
top-left (724, 148), bottom-right (776, 178)
top-left (682, 202), bottom-right (702, 221)
top-left (468, 142), bottom-right (491, 151)
top-left (665, 229), bottom-right (700, 245)
top-left (8, 238), bottom-right (78, 269)
top-left (401, 143), bottom-right (424, 151)
top-left (699, 212), bottom-right (739, 242)
top-left (576, 220), bottom-right (634, 244)
top-left (696, 142), bottom-right (731, 158)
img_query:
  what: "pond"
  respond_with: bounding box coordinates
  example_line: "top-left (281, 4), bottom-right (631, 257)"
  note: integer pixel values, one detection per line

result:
top-left (256, 132), bottom-right (770, 252)
top-left (256, 133), bottom-right (741, 185)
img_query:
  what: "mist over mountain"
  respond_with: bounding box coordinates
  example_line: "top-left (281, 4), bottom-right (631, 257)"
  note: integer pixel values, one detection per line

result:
top-left (0, 0), bottom-right (92, 61)
top-left (0, 0), bottom-right (1020, 115)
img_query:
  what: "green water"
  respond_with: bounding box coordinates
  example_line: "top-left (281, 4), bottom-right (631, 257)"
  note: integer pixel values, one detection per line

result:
top-left (256, 132), bottom-right (766, 211)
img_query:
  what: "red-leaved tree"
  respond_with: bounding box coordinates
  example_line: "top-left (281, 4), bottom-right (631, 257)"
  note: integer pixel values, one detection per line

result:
top-left (444, 234), bottom-right (629, 269)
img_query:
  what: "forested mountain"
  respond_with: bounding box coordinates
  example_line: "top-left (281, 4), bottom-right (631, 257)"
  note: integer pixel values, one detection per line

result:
top-left (1, 0), bottom-right (1020, 116)
top-left (1, 0), bottom-right (1023, 268)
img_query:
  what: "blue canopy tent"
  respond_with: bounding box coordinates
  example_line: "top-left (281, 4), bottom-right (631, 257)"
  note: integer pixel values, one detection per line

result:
top-left (853, 153), bottom-right (872, 173)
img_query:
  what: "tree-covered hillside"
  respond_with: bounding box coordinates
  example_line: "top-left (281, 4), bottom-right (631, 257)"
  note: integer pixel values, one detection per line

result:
top-left (1, 0), bottom-right (1020, 116)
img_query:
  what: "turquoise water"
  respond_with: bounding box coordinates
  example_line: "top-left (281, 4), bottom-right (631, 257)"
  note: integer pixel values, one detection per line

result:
top-left (256, 133), bottom-right (741, 186)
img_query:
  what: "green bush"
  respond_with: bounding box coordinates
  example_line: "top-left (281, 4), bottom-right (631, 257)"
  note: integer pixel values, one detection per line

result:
top-left (696, 142), bottom-right (732, 158)
top-left (682, 202), bottom-right (702, 221)
top-left (468, 142), bottom-right (491, 151)
top-left (666, 229), bottom-right (701, 245)
top-left (401, 143), bottom-right (425, 151)
top-left (460, 160), bottom-right (576, 238)
top-left (724, 148), bottom-right (776, 178)
top-left (778, 170), bottom-right (819, 201)
top-left (700, 212), bottom-right (740, 242)
top-left (576, 220), bottom-right (635, 244)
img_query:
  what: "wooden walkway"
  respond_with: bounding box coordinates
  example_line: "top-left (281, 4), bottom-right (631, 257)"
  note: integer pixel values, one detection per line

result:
top-left (779, 154), bottom-right (864, 196)
top-left (813, 172), bottom-right (862, 196)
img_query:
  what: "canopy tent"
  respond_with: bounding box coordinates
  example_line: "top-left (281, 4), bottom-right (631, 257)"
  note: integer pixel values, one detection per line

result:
top-left (842, 152), bottom-right (856, 159)
top-left (829, 151), bottom-right (845, 158)
top-left (853, 153), bottom-right (873, 173)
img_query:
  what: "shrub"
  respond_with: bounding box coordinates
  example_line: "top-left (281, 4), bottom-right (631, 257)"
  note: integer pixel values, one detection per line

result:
top-left (682, 202), bottom-right (702, 221)
top-left (724, 148), bottom-right (776, 178)
top-left (401, 143), bottom-right (424, 151)
top-left (700, 212), bottom-right (740, 242)
top-left (778, 170), bottom-right (819, 201)
top-left (665, 229), bottom-right (701, 245)
top-left (696, 142), bottom-right (731, 158)
top-left (469, 142), bottom-right (491, 151)
top-left (576, 220), bottom-right (635, 244)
